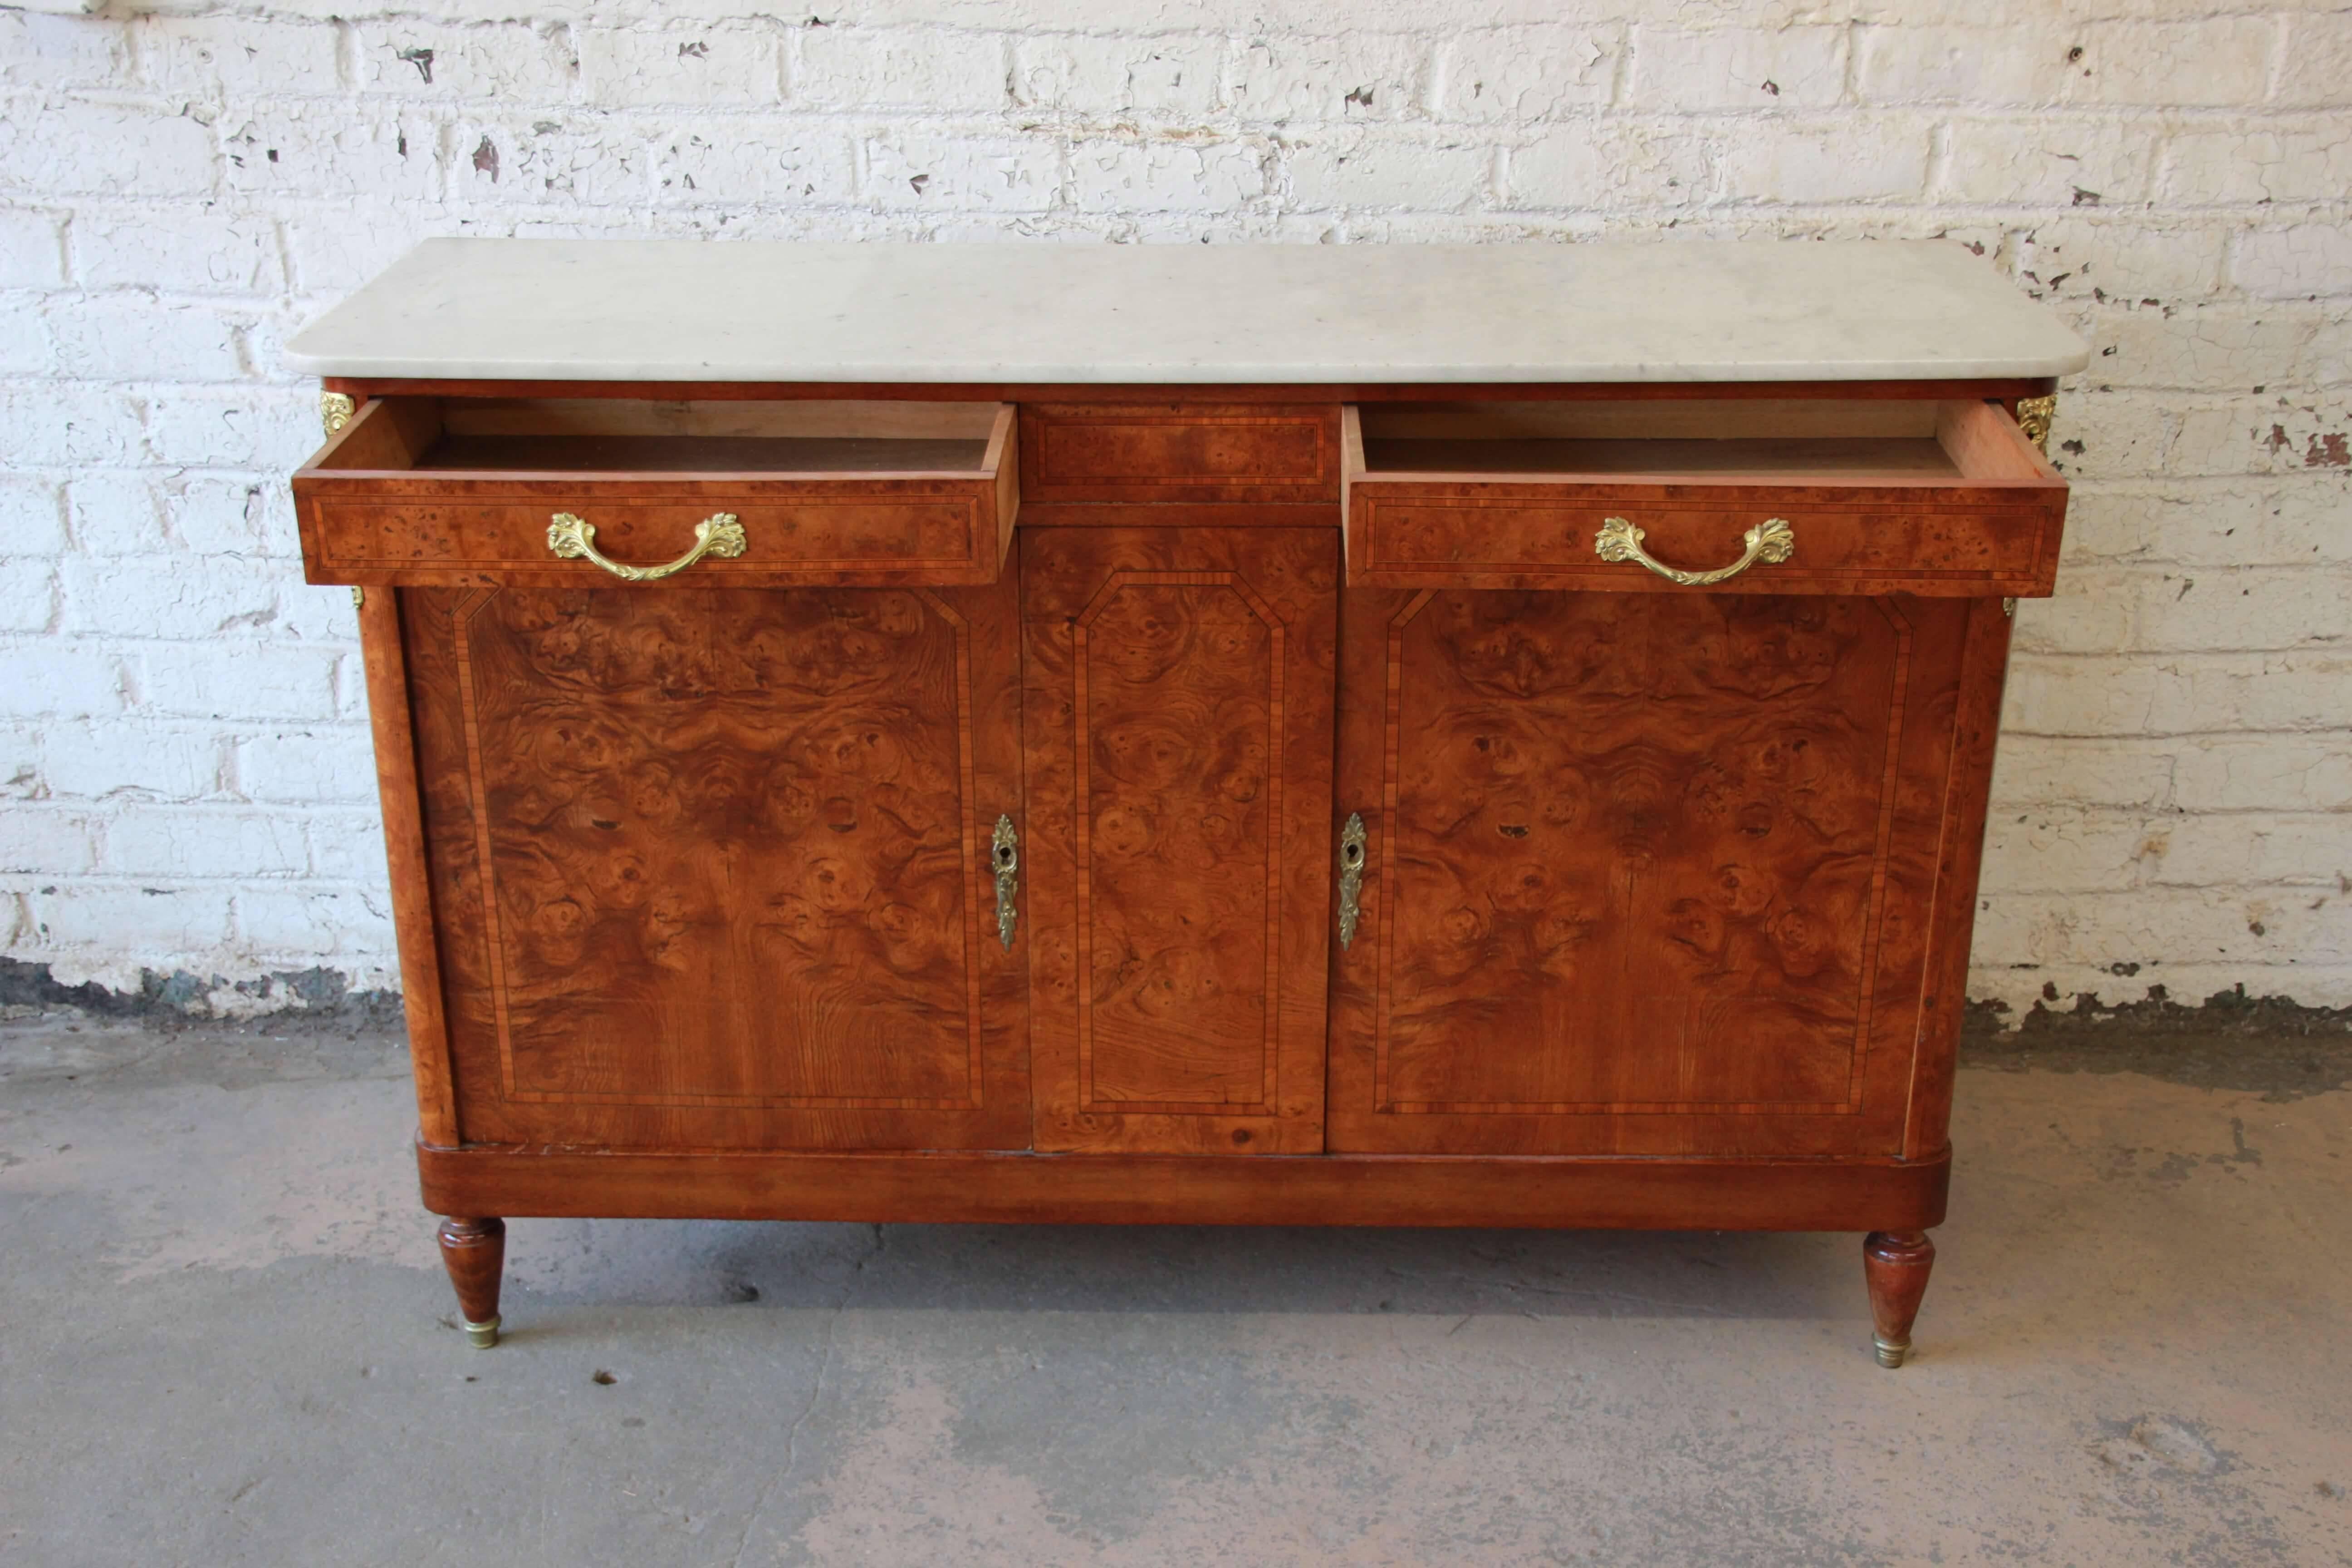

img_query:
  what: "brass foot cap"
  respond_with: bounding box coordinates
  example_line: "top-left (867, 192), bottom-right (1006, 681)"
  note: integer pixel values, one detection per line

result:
top-left (465, 1315), bottom-right (502, 1349)
top-left (1873, 1334), bottom-right (1911, 1369)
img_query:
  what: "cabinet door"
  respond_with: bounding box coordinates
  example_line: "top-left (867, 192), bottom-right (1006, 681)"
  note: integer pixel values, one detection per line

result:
top-left (1020, 527), bottom-right (1338, 1153)
top-left (1328, 586), bottom-right (1979, 1157)
top-left (403, 579), bottom-right (1029, 1151)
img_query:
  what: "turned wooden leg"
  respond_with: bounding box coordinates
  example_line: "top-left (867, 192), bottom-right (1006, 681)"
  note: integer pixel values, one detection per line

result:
top-left (1862, 1230), bottom-right (1936, 1368)
top-left (437, 1216), bottom-right (507, 1348)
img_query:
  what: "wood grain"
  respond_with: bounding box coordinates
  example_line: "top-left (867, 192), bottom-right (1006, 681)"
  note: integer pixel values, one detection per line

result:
top-left (1018, 403), bottom-right (1342, 504)
top-left (418, 1141), bottom-right (1952, 1232)
top-left (403, 578), bottom-right (1030, 1152)
top-left (1021, 525), bottom-right (1337, 1153)
top-left (1328, 587), bottom-right (1971, 1157)
top-left (357, 588), bottom-right (458, 1146)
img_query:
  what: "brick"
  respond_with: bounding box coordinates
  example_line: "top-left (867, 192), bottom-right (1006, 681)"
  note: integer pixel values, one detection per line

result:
top-left (162, 473), bottom-right (296, 558)
top-left (142, 387), bottom-right (317, 469)
top-left (1978, 808), bottom-right (2152, 893)
top-left (2274, 14), bottom-right (2352, 108)
top-left (2080, 19), bottom-right (2275, 107)
top-left (796, 27), bottom-right (1006, 113)
top-left (0, 807), bottom-right (95, 875)
top-left (651, 120), bottom-right (852, 206)
top-left (235, 729), bottom-right (378, 805)
top-left (69, 206), bottom-right (282, 293)
top-left (2148, 815), bottom-right (2352, 889)
top-left (1718, 119), bottom-right (1930, 203)
top-left (1628, 27), bottom-right (1846, 111)
top-left (234, 885), bottom-right (395, 960)
top-left (2022, 651), bottom-right (2352, 737)
top-left (0, 387), bottom-right (143, 467)
top-left (48, 296), bottom-right (244, 382)
top-left (1989, 737), bottom-right (2176, 811)
top-left (859, 131), bottom-right (1060, 211)
top-left (451, 117), bottom-right (649, 205)
top-left (0, 294), bottom-right (51, 375)
top-left (2233, 225), bottom-right (2352, 300)
top-left (0, 559), bottom-right (57, 633)
top-left (284, 205), bottom-right (435, 295)
top-left (2158, 127), bottom-right (2352, 207)
top-left (0, 11), bottom-right (127, 89)
top-left (2176, 739), bottom-right (2352, 813)
top-left (44, 720), bottom-right (222, 799)
top-left (0, 475), bottom-right (67, 555)
top-left (1937, 118), bottom-right (2158, 208)
top-left (1973, 887), bottom-right (2351, 971)
top-left (2008, 567), bottom-right (2139, 655)
top-left (24, 883), bottom-right (233, 953)
top-left (0, 206), bottom-right (66, 288)
top-left (1068, 139), bottom-right (1264, 212)
top-left (2173, 393), bottom-right (2352, 477)
top-left (2132, 565), bottom-right (2352, 653)
top-left (1435, 27), bottom-right (1619, 120)
top-left (2080, 305), bottom-right (2330, 391)
top-left (221, 104), bottom-right (438, 201)
top-left (0, 96), bottom-right (216, 197)
top-left (139, 16), bottom-right (341, 97)
top-left (1011, 33), bottom-right (1221, 116)
top-left (307, 811), bottom-right (388, 881)
top-left (102, 804), bottom-right (307, 877)
top-left (0, 644), bottom-right (122, 717)
top-left (2012, 217), bottom-right (2228, 304)
top-left (1853, 24), bottom-right (2084, 105)
top-left (133, 643), bottom-right (339, 722)
top-left (1289, 134), bottom-right (1491, 210)
top-left (64, 470), bottom-right (161, 555)
top-left (61, 556), bottom-right (280, 639)
top-left (352, 21), bottom-right (578, 101)
top-left (580, 24), bottom-right (783, 106)
top-left (1504, 118), bottom-right (1706, 209)
top-left (1226, 33), bottom-right (1426, 122)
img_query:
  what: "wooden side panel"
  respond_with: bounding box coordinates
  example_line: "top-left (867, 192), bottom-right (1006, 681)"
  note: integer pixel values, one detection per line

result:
top-left (1021, 526), bottom-right (1338, 1153)
top-left (358, 588), bottom-right (458, 1146)
top-left (404, 579), bottom-right (1029, 1151)
top-left (1019, 403), bottom-right (1342, 504)
top-left (1329, 588), bottom-right (1970, 1156)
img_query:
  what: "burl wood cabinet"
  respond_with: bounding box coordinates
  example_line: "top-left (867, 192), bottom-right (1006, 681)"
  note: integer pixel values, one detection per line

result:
top-left (286, 240), bottom-right (2085, 1365)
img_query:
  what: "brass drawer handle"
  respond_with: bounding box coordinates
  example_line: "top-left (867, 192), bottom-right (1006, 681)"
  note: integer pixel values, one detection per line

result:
top-left (991, 815), bottom-right (1019, 951)
top-left (546, 512), bottom-right (747, 582)
top-left (1337, 812), bottom-right (1367, 949)
top-left (1596, 515), bottom-right (1793, 587)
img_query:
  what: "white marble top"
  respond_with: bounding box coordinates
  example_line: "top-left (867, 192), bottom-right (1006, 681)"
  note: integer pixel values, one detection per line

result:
top-left (284, 239), bottom-right (2087, 385)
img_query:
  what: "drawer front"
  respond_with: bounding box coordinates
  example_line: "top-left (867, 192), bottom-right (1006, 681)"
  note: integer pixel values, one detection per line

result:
top-left (300, 482), bottom-right (1008, 588)
top-left (1347, 482), bottom-right (2067, 596)
top-left (1019, 402), bottom-right (1341, 503)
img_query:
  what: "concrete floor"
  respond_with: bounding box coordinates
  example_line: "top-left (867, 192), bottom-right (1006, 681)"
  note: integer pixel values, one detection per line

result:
top-left (1, 1011), bottom-right (2347, 1567)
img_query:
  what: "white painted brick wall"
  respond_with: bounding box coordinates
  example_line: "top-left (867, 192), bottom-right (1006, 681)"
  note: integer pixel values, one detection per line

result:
top-left (0, 0), bottom-right (2346, 1021)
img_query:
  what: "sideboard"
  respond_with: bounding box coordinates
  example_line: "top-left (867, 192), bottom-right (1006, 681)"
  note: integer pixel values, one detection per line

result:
top-left (285, 240), bottom-right (2084, 1365)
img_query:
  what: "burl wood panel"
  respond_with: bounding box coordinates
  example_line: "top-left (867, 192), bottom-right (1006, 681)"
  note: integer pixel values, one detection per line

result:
top-left (1021, 525), bottom-right (1338, 1153)
top-left (402, 578), bottom-right (1030, 1151)
top-left (1345, 485), bottom-right (2067, 597)
top-left (1018, 403), bottom-right (1342, 505)
top-left (1328, 588), bottom-right (1972, 1157)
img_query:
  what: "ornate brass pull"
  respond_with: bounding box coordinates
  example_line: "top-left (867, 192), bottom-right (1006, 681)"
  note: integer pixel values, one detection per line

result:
top-left (1336, 812), bottom-right (1367, 949)
top-left (991, 816), bottom-right (1019, 951)
top-left (1595, 515), bottom-right (1794, 587)
top-left (546, 512), bottom-right (747, 582)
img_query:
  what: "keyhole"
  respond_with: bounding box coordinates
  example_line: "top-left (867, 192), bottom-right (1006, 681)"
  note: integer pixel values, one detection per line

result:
top-left (995, 848), bottom-right (1015, 869)
top-left (1343, 845), bottom-right (1362, 868)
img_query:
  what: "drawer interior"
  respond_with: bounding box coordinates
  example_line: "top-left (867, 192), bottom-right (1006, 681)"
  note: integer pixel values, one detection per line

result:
top-left (318, 397), bottom-right (1007, 476)
top-left (1349, 398), bottom-right (2047, 483)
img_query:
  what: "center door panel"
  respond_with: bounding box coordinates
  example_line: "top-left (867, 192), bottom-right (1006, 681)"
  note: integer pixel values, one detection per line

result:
top-left (1019, 526), bottom-right (1338, 1153)
top-left (1328, 585), bottom-right (1975, 1157)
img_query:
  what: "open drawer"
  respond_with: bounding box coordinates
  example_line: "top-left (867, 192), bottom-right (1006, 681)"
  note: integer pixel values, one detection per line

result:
top-left (294, 397), bottom-right (1018, 587)
top-left (1342, 398), bottom-right (2066, 596)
